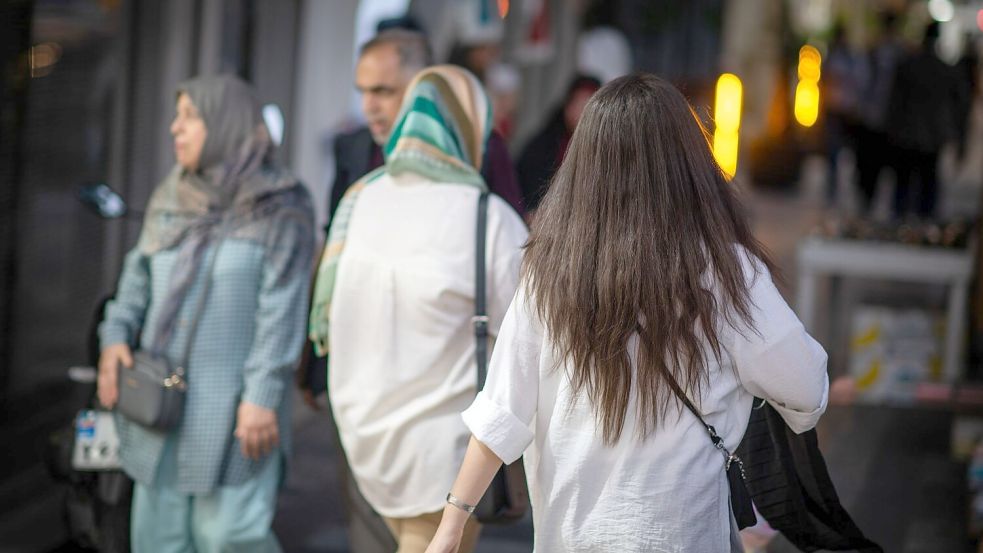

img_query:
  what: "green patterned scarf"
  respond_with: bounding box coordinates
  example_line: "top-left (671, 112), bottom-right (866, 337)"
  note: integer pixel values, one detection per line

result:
top-left (309, 65), bottom-right (492, 356)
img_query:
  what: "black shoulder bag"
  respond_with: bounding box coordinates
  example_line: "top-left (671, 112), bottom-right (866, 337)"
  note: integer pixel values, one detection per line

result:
top-left (672, 374), bottom-right (882, 551)
top-left (735, 400), bottom-right (882, 552)
top-left (472, 192), bottom-right (530, 525)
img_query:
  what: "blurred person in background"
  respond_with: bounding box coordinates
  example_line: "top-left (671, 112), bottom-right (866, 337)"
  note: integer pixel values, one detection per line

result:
top-left (886, 21), bottom-right (967, 219)
top-left (486, 62), bottom-right (521, 141)
top-left (854, 11), bottom-right (905, 215)
top-left (299, 27), bottom-right (525, 553)
top-left (822, 22), bottom-right (862, 208)
top-left (954, 35), bottom-right (980, 163)
top-left (516, 74), bottom-right (601, 213)
top-left (97, 74), bottom-right (314, 552)
top-left (576, 0), bottom-right (632, 84)
top-left (425, 73), bottom-right (829, 553)
top-left (308, 65), bottom-right (528, 553)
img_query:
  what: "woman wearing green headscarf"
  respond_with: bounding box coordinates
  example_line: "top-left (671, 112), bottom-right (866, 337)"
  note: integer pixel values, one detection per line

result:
top-left (308, 66), bottom-right (527, 552)
top-left (96, 75), bottom-right (314, 552)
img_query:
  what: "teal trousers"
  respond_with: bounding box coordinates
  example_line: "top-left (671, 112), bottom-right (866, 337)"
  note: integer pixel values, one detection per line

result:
top-left (130, 442), bottom-right (282, 553)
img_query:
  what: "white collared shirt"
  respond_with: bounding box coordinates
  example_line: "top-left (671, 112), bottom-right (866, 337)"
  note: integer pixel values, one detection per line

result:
top-left (463, 251), bottom-right (829, 552)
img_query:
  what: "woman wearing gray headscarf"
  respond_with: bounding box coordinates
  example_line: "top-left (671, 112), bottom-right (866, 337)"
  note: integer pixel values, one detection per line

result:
top-left (96, 75), bottom-right (314, 552)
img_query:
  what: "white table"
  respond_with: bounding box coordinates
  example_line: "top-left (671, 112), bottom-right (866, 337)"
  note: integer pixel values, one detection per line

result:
top-left (796, 237), bottom-right (975, 381)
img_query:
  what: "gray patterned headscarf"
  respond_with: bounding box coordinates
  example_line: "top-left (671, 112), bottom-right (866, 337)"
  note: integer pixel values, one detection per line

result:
top-left (139, 74), bottom-right (312, 356)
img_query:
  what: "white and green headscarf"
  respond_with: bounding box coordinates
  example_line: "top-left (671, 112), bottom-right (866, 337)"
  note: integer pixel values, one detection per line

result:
top-left (308, 65), bottom-right (492, 356)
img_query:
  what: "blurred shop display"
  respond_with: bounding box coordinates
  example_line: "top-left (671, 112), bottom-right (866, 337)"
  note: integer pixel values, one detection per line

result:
top-left (797, 232), bottom-right (974, 384)
top-left (849, 305), bottom-right (945, 403)
top-left (811, 215), bottom-right (973, 250)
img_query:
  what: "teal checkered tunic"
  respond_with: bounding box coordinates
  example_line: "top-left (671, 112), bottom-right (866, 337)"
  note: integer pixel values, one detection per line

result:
top-left (100, 210), bottom-right (313, 494)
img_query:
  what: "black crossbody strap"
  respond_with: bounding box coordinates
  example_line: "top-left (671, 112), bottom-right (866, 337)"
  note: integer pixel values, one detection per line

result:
top-left (474, 192), bottom-right (490, 389)
top-left (664, 370), bottom-right (746, 478)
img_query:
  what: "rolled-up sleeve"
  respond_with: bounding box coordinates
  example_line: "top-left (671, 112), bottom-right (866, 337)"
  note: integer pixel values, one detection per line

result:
top-left (462, 285), bottom-right (542, 464)
top-left (732, 254), bottom-right (829, 434)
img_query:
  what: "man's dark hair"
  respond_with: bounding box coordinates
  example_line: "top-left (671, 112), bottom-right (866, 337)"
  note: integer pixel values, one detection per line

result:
top-left (359, 29), bottom-right (433, 74)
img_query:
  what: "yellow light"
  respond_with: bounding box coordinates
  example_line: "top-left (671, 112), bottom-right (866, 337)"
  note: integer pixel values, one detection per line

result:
top-left (798, 58), bottom-right (821, 81)
top-left (713, 73), bottom-right (742, 179)
top-left (714, 73), bottom-right (742, 133)
top-left (794, 80), bottom-right (820, 127)
top-left (713, 130), bottom-right (739, 179)
top-left (798, 45), bottom-right (822, 81)
top-left (794, 45), bottom-right (821, 128)
top-left (799, 45), bottom-right (821, 65)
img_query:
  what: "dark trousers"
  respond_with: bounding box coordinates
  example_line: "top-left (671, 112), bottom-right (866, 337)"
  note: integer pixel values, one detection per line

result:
top-left (341, 458), bottom-right (398, 553)
top-left (893, 148), bottom-right (939, 218)
top-left (325, 398), bottom-right (395, 552)
top-left (302, 347), bottom-right (396, 551)
top-left (855, 128), bottom-right (893, 213)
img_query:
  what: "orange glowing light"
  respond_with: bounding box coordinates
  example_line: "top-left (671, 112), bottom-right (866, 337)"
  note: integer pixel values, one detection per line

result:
top-left (498, 0), bottom-right (510, 19)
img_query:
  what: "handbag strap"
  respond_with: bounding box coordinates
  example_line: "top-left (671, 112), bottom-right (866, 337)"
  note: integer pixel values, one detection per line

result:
top-left (174, 227), bottom-right (225, 376)
top-left (664, 370), bottom-right (747, 479)
top-left (474, 192), bottom-right (490, 390)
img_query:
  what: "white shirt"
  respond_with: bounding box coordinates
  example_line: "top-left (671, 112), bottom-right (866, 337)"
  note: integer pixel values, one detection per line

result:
top-left (462, 253), bottom-right (829, 552)
top-left (329, 172), bottom-right (528, 517)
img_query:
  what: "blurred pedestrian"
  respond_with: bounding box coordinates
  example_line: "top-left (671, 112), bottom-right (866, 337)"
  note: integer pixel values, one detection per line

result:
top-left (954, 36), bottom-right (979, 162)
top-left (97, 74), bottom-right (314, 552)
top-left (854, 11), bottom-right (906, 214)
top-left (309, 65), bottom-right (528, 553)
top-left (516, 74), bottom-right (601, 213)
top-left (823, 23), bottom-right (862, 207)
top-left (886, 21), bottom-right (967, 218)
top-left (298, 29), bottom-right (525, 553)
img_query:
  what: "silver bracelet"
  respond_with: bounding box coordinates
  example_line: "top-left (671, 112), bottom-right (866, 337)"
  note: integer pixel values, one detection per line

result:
top-left (446, 493), bottom-right (477, 514)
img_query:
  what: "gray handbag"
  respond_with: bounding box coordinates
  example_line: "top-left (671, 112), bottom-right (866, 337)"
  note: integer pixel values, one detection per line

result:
top-left (116, 350), bottom-right (188, 430)
top-left (115, 238), bottom-right (221, 430)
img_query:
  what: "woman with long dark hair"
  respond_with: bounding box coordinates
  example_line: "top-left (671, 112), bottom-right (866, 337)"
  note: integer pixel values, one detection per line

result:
top-left (425, 74), bottom-right (829, 552)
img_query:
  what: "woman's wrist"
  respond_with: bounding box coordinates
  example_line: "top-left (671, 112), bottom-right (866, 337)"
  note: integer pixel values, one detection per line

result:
top-left (441, 502), bottom-right (472, 531)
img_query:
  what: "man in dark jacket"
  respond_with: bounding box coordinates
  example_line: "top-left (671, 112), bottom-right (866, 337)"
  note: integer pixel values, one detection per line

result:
top-left (303, 28), bottom-right (525, 553)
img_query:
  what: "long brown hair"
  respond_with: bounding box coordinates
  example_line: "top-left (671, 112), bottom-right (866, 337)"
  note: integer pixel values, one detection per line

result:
top-left (524, 74), bottom-right (775, 444)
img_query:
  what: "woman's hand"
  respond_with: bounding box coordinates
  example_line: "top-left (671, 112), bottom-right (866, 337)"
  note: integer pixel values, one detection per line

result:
top-left (424, 505), bottom-right (470, 553)
top-left (424, 521), bottom-right (465, 553)
top-left (235, 401), bottom-right (279, 459)
top-left (98, 343), bottom-right (133, 408)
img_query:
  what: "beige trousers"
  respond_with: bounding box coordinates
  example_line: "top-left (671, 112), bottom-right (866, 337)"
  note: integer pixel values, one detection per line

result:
top-left (382, 510), bottom-right (482, 553)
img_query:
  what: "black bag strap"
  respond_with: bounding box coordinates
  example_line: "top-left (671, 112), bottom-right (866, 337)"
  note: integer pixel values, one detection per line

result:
top-left (474, 192), bottom-right (490, 389)
top-left (664, 371), bottom-right (747, 479)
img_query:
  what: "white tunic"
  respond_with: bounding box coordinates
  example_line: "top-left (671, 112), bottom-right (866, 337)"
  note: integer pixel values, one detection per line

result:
top-left (462, 253), bottom-right (829, 552)
top-left (329, 172), bottom-right (528, 517)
